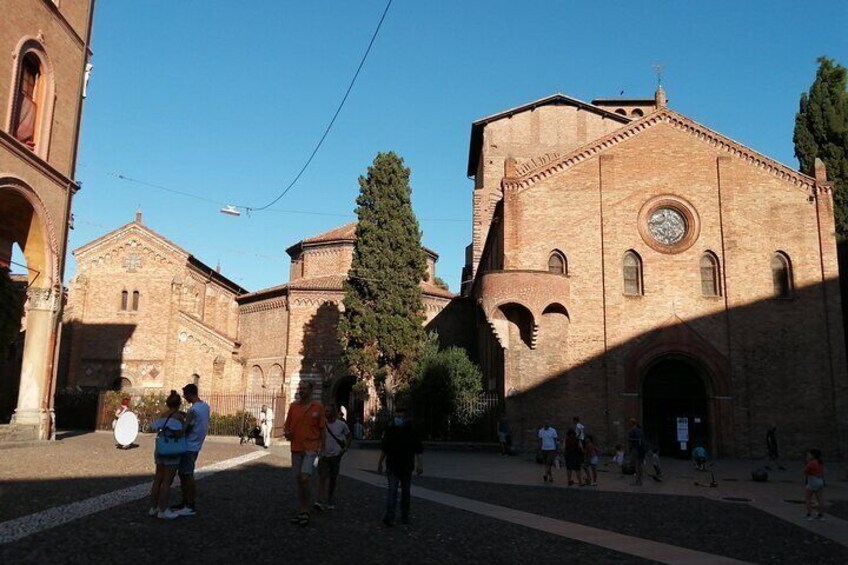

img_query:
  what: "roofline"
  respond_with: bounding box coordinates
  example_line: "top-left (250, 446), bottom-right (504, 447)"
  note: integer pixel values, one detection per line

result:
top-left (236, 283), bottom-right (288, 304)
top-left (591, 98), bottom-right (656, 105)
top-left (186, 256), bottom-right (248, 295)
top-left (467, 93), bottom-right (632, 177)
top-left (73, 220), bottom-right (248, 295)
top-left (286, 233), bottom-right (440, 261)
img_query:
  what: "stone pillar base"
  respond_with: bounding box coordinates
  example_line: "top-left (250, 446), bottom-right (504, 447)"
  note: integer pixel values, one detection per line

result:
top-left (11, 408), bottom-right (52, 440)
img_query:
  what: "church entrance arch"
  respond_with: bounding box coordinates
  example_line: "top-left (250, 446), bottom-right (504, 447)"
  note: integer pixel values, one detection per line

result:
top-left (333, 375), bottom-right (361, 424)
top-left (641, 355), bottom-right (710, 459)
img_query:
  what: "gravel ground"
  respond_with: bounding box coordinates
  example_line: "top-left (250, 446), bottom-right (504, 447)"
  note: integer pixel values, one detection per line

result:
top-left (1, 457), bottom-right (652, 565)
top-left (415, 476), bottom-right (848, 564)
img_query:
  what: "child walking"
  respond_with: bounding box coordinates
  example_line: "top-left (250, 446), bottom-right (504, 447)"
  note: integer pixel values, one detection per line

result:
top-left (803, 448), bottom-right (825, 521)
top-left (582, 435), bottom-right (599, 486)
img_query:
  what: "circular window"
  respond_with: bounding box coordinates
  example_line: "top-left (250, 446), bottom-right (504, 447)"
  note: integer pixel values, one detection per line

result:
top-left (648, 207), bottom-right (687, 245)
top-left (638, 196), bottom-right (700, 254)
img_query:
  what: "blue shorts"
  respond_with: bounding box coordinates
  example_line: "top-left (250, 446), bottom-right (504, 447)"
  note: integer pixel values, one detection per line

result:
top-left (179, 451), bottom-right (199, 476)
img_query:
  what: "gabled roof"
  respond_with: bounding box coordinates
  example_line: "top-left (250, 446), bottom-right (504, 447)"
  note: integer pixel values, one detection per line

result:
top-left (503, 108), bottom-right (817, 193)
top-left (73, 220), bottom-right (248, 295)
top-left (467, 93), bottom-right (633, 176)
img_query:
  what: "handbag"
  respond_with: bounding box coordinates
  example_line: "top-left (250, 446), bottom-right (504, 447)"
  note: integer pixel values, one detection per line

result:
top-left (156, 414), bottom-right (187, 457)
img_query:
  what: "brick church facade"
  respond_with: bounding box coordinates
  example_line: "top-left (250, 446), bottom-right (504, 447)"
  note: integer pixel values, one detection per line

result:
top-left (61, 221), bottom-right (455, 419)
top-left (464, 88), bottom-right (847, 458)
top-left (58, 87), bottom-right (847, 458)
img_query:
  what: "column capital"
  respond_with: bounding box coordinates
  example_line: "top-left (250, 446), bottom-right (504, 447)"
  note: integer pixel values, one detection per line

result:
top-left (26, 286), bottom-right (64, 313)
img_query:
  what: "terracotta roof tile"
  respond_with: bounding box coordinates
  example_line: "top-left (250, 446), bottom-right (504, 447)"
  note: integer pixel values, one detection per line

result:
top-left (302, 223), bottom-right (357, 244)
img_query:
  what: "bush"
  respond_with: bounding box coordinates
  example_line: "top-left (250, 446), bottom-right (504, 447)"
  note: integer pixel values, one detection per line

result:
top-left (209, 410), bottom-right (256, 436)
top-left (410, 333), bottom-right (483, 438)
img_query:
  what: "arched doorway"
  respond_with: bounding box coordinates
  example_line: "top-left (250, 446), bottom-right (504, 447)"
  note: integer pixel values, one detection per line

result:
top-left (642, 356), bottom-right (710, 459)
top-left (333, 375), bottom-right (360, 424)
top-left (0, 180), bottom-right (61, 438)
top-left (111, 377), bottom-right (132, 392)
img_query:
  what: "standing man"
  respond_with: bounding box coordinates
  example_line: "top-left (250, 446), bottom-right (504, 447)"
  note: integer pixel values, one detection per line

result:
top-left (172, 383), bottom-right (210, 516)
top-left (573, 416), bottom-right (586, 448)
top-left (628, 418), bottom-right (646, 486)
top-left (377, 406), bottom-right (423, 526)
top-left (260, 404), bottom-right (274, 448)
top-left (538, 420), bottom-right (558, 483)
top-left (284, 380), bottom-right (325, 527)
top-left (315, 403), bottom-right (352, 511)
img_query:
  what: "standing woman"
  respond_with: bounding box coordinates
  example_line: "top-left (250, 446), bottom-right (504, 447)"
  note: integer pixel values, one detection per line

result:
top-left (803, 448), bottom-right (826, 521)
top-left (149, 391), bottom-right (185, 520)
top-left (563, 428), bottom-right (583, 486)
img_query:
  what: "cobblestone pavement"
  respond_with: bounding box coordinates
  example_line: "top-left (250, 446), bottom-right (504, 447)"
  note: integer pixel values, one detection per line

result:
top-left (1, 434), bottom-right (846, 564)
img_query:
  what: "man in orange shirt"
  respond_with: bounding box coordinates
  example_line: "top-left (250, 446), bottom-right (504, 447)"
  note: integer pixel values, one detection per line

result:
top-left (284, 380), bottom-right (325, 526)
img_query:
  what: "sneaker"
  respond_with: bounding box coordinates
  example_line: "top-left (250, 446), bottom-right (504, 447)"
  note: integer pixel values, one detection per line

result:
top-left (297, 513), bottom-right (310, 526)
top-left (157, 509), bottom-right (179, 520)
top-left (324, 503), bottom-right (335, 510)
top-left (313, 502), bottom-right (325, 512)
top-left (804, 515), bottom-right (815, 521)
top-left (148, 507), bottom-right (158, 517)
top-left (174, 506), bottom-right (197, 517)
top-left (817, 515), bottom-right (826, 522)
top-left (591, 482), bottom-right (598, 487)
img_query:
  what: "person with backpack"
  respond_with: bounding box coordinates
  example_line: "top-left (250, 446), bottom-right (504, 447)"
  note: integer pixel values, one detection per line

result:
top-left (284, 380), bottom-right (325, 526)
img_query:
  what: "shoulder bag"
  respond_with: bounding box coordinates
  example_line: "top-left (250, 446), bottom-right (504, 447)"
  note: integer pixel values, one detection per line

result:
top-left (156, 413), bottom-right (187, 457)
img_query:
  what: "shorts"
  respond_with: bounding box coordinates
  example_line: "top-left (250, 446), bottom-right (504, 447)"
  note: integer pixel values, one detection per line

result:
top-left (806, 476), bottom-right (825, 491)
top-left (317, 454), bottom-right (342, 479)
top-left (589, 456), bottom-right (599, 466)
top-left (497, 432), bottom-right (508, 443)
top-left (291, 451), bottom-right (318, 476)
top-left (542, 449), bottom-right (556, 465)
top-left (178, 451), bottom-right (199, 476)
top-left (155, 451), bottom-right (181, 468)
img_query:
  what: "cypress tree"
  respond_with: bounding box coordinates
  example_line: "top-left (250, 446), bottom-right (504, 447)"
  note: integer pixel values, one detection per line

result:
top-left (339, 152), bottom-right (427, 403)
top-left (794, 57), bottom-right (848, 239)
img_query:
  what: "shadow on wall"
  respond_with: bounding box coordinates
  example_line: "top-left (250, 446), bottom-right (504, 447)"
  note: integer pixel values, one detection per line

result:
top-left (299, 301), bottom-right (342, 395)
top-left (53, 322), bottom-right (137, 429)
top-left (481, 277), bottom-right (847, 461)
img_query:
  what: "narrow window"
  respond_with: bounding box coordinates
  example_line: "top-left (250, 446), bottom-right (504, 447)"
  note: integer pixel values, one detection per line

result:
top-left (132, 290), bottom-right (140, 311)
top-left (700, 253), bottom-right (720, 297)
top-left (771, 252), bottom-right (793, 298)
top-left (12, 54), bottom-right (42, 148)
top-left (120, 290), bottom-right (128, 311)
top-left (623, 251), bottom-right (643, 296)
top-left (631, 108), bottom-right (644, 117)
top-left (547, 251), bottom-right (567, 275)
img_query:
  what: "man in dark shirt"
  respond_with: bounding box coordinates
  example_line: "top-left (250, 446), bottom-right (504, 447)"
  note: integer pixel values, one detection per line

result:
top-left (377, 407), bottom-right (423, 526)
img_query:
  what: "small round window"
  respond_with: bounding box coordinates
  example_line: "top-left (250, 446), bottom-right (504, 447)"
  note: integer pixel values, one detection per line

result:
top-left (647, 207), bottom-right (687, 245)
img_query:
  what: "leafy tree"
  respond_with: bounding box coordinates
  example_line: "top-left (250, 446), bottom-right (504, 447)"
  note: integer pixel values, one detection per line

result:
top-left (409, 332), bottom-right (483, 438)
top-left (0, 267), bottom-right (25, 360)
top-left (339, 152), bottom-right (427, 403)
top-left (794, 57), bottom-right (848, 239)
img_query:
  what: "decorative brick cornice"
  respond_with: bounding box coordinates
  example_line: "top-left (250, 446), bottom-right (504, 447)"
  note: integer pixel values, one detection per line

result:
top-left (503, 109), bottom-right (816, 193)
top-left (240, 298), bottom-right (287, 314)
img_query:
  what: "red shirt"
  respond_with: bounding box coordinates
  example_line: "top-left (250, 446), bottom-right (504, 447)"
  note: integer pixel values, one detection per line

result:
top-left (804, 459), bottom-right (824, 478)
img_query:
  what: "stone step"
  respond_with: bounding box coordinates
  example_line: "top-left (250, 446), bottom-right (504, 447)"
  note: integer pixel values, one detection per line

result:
top-left (0, 424), bottom-right (40, 443)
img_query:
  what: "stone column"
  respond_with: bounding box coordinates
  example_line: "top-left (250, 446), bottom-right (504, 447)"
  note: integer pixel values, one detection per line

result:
top-left (12, 286), bottom-right (61, 438)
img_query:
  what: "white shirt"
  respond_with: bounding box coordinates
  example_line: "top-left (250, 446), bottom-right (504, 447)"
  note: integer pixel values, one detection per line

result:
top-left (185, 400), bottom-right (210, 452)
top-left (575, 422), bottom-right (585, 441)
top-left (321, 419), bottom-right (350, 457)
top-left (538, 426), bottom-right (558, 451)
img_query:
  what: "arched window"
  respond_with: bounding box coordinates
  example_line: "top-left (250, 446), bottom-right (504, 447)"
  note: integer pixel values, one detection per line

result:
top-left (11, 53), bottom-right (43, 148)
top-left (132, 290), bottom-right (140, 311)
top-left (771, 252), bottom-right (793, 298)
top-left (120, 290), bottom-right (128, 311)
top-left (623, 251), bottom-right (643, 296)
top-left (547, 251), bottom-right (567, 275)
top-left (614, 108), bottom-right (627, 116)
top-left (700, 253), bottom-right (720, 297)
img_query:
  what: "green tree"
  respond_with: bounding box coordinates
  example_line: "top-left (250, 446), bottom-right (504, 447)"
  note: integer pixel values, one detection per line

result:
top-left (339, 152), bottom-right (427, 403)
top-left (794, 57), bottom-right (848, 239)
top-left (0, 267), bottom-right (25, 360)
top-left (409, 332), bottom-right (483, 438)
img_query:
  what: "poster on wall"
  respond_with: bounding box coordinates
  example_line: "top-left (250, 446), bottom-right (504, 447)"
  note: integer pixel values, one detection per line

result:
top-left (676, 417), bottom-right (689, 443)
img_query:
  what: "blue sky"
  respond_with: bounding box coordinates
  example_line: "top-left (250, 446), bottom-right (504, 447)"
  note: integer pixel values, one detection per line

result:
top-left (59, 0), bottom-right (847, 292)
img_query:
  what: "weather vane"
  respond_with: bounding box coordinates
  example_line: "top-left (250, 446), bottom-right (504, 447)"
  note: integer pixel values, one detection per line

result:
top-left (652, 63), bottom-right (665, 87)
